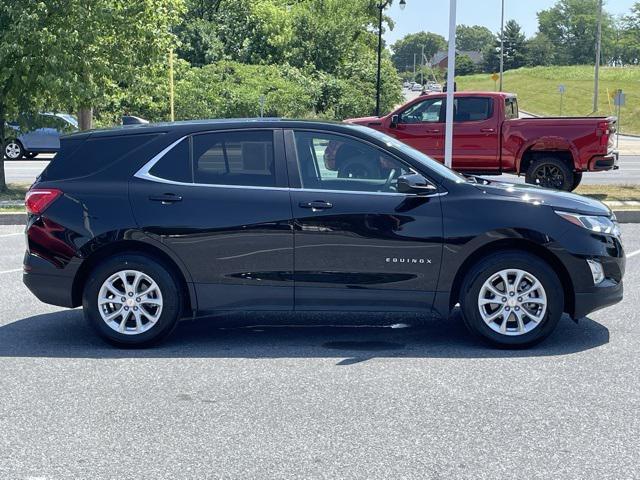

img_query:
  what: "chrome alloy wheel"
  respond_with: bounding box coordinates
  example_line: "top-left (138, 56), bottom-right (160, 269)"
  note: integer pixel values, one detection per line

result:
top-left (477, 268), bottom-right (547, 336)
top-left (4, 141), bottom-right (22, 159)
top-left (97, 270), bottom-right (163, 335)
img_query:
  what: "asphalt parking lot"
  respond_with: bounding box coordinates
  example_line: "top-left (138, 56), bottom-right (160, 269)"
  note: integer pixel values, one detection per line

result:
top-left (1, 224), bottom-right (639, 479)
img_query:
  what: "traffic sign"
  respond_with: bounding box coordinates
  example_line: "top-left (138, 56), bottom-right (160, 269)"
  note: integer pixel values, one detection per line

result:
top-left (558, 84), bottom-right (566, 94)
top-left (491, 73), bottom-right (499, 82)
top-left (614, 90), bottom-right (625, 107)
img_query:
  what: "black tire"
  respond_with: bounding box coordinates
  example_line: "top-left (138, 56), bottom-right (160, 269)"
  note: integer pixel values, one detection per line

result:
top-left (3, 139), bottom-right (24, 160)
top-left (460, 251), bottom-right (564, 348)
top-left (570, 171), bottom-right (583, 191)
top-left (82, 253), bottom-right (184, 348)
top-left (525, 156), bottom-right (574, 191)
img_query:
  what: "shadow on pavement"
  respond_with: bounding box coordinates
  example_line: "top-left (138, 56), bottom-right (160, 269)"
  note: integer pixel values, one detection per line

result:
top-left (0, 309), bottom-right (610, 362)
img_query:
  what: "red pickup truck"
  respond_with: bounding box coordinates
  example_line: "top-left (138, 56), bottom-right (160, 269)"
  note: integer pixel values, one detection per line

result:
top-left (346, 92), bottom-right (618, 191)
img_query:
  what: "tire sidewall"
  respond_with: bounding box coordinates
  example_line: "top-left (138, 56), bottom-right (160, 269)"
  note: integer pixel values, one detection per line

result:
top-left (83, 254), bottom-right (182, 347)
top-left (461, 252), bottom-right (564, 348)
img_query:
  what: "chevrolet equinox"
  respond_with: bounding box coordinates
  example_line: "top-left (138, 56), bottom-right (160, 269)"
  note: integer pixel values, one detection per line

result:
top-left (23, 120), bottom-right (625, 348)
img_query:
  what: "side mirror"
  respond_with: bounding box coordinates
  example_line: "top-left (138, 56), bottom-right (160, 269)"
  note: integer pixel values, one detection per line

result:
top-left (390, 114), bottom-right (399, 128)
top-left (396, 173), bottom-right (438, 194)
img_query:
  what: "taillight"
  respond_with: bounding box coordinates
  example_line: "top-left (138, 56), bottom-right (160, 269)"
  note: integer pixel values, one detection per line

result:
top-left (597, 121), bottom-right (610, 147)
top-left (25, 188), bottom-right (62, 215)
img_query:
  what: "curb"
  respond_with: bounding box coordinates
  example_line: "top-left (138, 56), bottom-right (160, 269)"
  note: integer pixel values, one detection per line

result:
top-left (2, 211), bottom-right (640, 225)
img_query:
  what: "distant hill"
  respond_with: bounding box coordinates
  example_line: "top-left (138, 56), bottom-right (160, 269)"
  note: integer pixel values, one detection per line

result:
top-left (456, 66), bottom-right (639, 135)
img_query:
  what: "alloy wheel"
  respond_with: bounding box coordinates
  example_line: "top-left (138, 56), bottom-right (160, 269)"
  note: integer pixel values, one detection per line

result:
top-left (477, 268), bottom-right (547, 336)
top-left (533, 164), bottom-right (564, 189)
top-left (97, 270), bottom-right (163, 335)
top-left (4, 141), bottom-right (22, 159)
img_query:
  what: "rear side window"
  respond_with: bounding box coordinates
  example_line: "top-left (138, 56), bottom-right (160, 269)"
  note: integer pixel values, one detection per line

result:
top-left (454, 98), bottom-right (492, 122)
top-left (505, 97), bottom-right (519, 119)
top-left (43, 133), bottom-right (160, 180)
top-left (149, 138), bottom-right (191, 183)
top-left (192, 131), bottom-right (275, 187)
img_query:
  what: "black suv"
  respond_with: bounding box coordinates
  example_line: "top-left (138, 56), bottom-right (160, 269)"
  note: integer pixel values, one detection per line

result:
top-left (23, 120), bottom-right (625, 348)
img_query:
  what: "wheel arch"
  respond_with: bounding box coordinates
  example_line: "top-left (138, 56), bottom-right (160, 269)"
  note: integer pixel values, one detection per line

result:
top-left (448, 238), bottom-right (575, 317)
top-left (71, 239), bottom-right (196, 315)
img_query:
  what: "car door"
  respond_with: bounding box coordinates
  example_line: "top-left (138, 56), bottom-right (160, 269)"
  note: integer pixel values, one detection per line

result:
top-left (286, 129), bottom-right (443, 312)
top-left (129, 128), bottom-right (294, 313)
top-left (388, 96), bottom-right (445, 161)
top-left (449, 96), bottom-right (500, 171)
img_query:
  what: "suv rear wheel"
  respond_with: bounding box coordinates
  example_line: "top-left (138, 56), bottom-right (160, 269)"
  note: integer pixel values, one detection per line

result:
top-left (83, 254), bottom-right (183, 347)
top-left (460, 251), bottom-right (563, 348)
top-left (525, 156), bottom-right (574, 191)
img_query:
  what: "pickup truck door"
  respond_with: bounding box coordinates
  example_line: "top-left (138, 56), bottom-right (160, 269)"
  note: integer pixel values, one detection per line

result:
top-left (449, 97), bottom-right (500, 171)
top-left (388, 97), bottom-right (445, 161)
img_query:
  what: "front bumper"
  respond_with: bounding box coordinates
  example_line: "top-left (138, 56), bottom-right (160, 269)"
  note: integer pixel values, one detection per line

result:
top-left (574, 278), bottom-right (623, 319)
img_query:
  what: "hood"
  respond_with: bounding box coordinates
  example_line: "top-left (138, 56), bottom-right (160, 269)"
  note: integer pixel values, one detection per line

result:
top-left (471, 179), bottom-right (611, 216)
top-left (344, 116), bottom-right (384, 126)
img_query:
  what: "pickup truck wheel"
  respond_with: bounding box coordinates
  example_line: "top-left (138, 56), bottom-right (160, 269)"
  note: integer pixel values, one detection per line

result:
top-left (525, 157), bottom-right (574, 191)
top-left (570, 172), bottom-right (583, 191)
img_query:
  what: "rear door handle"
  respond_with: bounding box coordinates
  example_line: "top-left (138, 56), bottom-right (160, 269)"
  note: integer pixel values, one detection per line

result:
top-left (480, 128), bottom-right (496, 133)
top-left (149, 193), bottom-right (183, 204)
top-left (299, 200), bottom-right (333, 210)
top-left (426, 129), bottom-right (440, 133)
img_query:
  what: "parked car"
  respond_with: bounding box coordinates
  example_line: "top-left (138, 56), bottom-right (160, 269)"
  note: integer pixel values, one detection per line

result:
top-left (346, 92), bottom-right (618, 191)
top-left (23, 119), bottom-right (624, 348)
top-left (429, 83), bottom-right (443, 92)
top-left (3, 113), bottom-right (78, 159)
top-left (411, 83), bottom-right (423, 91)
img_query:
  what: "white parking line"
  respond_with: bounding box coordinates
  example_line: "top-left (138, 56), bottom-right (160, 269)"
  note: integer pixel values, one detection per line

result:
top-left (627, 249), bottom-right (640, 259)
top-left (0, 232), bottom-right (22, 238)
top-left (0, 268), bottom-right (22, 275)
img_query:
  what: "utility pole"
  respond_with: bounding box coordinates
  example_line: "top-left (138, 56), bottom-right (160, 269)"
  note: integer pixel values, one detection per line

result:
top-left (593, 0), bottom-right (603, 113)
top-left (420, 45), bottom-right (424, 86)
top-left (169, 48), bottom-right (175, 122)
top-left (413, 53), bottom-right (416, 78)
top-left (499, 0), bottom-right (504, 91)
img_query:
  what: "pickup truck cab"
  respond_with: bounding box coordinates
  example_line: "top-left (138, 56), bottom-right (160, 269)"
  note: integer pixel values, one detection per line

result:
top-left (346, 92), bottom-right (618, 191)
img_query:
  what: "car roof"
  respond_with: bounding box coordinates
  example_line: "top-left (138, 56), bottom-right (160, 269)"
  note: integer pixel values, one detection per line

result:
top-left (61, 118), bottom-right (371, 139)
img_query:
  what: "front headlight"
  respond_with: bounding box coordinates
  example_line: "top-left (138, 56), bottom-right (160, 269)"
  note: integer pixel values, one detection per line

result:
top-left (555, 210), bottom-right (621, 237)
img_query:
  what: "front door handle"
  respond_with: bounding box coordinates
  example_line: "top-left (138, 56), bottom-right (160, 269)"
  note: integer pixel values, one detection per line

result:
top-left (480, 128), bottom-right (496, 133)
top-left (426, 129), bottom-right (440, 133)
top-left (149, 193), bottom-right (183, 204)
top-left (299, 200), bottom-right (333, 210)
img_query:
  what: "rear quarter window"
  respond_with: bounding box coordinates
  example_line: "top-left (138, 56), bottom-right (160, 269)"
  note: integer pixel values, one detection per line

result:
top-left (43, 133), bottom-right (161, 180)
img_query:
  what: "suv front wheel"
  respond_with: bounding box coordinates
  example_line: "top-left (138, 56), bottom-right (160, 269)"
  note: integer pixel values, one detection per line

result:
top-left (4, 139), bottom-right (24, 160)
top-left (83, 254), bottom-right (184, 347)
top-left (460, 251), bottom-right (564, 348)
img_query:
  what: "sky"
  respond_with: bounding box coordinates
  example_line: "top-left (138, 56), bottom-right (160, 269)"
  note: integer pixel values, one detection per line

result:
top-left (384, 0), bottom-right (638, 45)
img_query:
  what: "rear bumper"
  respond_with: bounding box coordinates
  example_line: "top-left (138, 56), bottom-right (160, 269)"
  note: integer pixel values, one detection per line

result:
top-left (23, 252), bottom-right (77, 308)
top-left (588, 151), bottom-right (619, 171)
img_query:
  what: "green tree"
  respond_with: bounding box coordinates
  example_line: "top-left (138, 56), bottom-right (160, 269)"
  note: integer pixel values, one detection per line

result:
top-left (537, 0), bottom-right (615, 65)
top-left (0, 0), bottom-right (183, 191)
top-left (483, 20), bottom-right (526, 72)
top-left (525, 33), bottom-right (557, 66)
top-left (456, 25), bottom-right (494, 52)
top-left (618, 2), bottom-right (640, 64)
top-left (455, 54), bottom-right (477, 76)
top-left (390, 31), bottom-right (447, 72)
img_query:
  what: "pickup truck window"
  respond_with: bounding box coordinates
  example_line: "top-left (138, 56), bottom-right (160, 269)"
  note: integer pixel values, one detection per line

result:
top-left (399, 98), bottom-right (443, 124)
top-left (505, 97), bottom-right (518, 119)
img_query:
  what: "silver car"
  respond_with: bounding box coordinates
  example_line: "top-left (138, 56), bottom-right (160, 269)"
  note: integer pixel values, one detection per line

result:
top-left (4, 113), bottom-right (78, 159)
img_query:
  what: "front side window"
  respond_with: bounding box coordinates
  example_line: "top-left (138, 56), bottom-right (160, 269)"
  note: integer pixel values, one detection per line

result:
top-left (294, 132), bottom-right (414, 193)
top-left (399, 98), bottom-right (443, 124)
top-left (193, 131), bottom-right (275, 187)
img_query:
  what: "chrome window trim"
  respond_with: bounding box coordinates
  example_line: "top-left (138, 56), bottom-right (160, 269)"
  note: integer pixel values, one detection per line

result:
top-left (134, 132), bottom-right (447, 197)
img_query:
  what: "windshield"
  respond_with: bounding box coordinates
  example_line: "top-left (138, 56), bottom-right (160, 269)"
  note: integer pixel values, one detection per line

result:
top-left (351, 125), bottom-right (467, 183)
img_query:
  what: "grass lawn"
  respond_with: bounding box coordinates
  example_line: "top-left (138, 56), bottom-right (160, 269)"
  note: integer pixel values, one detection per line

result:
top-left (456, 65), bottom-right (640, 135)
top-left (0, 183), bottom-right (29, 201)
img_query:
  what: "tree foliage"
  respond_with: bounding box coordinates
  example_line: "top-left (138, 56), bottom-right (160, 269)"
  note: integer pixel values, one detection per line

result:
top-left (456, 25), bottom-right (494, 52)
top-left (390, 31), bottom-right (447, 72)
top-left (483, 20), bottom-right (527, 73)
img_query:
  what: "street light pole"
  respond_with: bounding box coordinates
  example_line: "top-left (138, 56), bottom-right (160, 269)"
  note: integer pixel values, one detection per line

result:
top-left (375, 0), bottom-right (405, 116)
top-left (499, 0), bottom-right (504, 91)
top-left (593, 0), bottom-right (603, 113)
